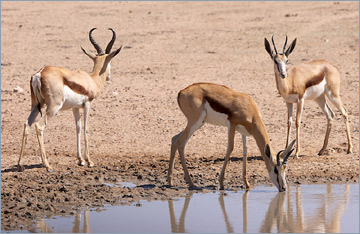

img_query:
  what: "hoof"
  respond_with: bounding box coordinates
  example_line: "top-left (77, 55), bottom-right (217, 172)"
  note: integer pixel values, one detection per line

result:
top-left (78, 161), bottom-right (85, 166)
top-left (47, 168), bottom-right (55, 173)
top-left (17, 165), bottom-right (25, 172)
top-left (347, 149), bottom-right (353, 154)
top-left (318, 150), bottom-right (325, 156)
top-left (88, 163), bottom-right (94, 168)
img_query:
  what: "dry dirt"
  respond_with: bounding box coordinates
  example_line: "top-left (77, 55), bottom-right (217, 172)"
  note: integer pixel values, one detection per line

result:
top-left (1, 1), bottom-right (359, 231)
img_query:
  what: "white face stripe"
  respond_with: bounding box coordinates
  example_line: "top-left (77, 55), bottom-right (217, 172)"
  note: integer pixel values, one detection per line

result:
top-left (275, 57), bottom-right (287, 77)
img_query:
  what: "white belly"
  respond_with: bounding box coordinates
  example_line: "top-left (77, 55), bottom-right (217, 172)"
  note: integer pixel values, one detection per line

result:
top-left (204, 102), bottom-right (229, 127)
top-left (62, 85), bottom-right (88, 110)
top-left (280, 78), bottom-right (326, 102)
top-left (204, 102), bottom-right (250, 136)
top-left (303, 79), bottom-right (326, 100)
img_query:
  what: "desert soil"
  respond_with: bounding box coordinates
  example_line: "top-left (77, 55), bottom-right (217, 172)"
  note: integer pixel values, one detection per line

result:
top-left (1, 1), bottom-right (359, 231)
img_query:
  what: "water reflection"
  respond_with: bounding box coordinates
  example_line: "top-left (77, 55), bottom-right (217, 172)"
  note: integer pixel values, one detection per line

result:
top-left (29, 208), bottom-right (91, 233)
top-left (167, 184), bottom-right (353, 233)
top-left (259, 184), bottom-right (351, 233)
top-left (12, 183), bottom-right (358, 233)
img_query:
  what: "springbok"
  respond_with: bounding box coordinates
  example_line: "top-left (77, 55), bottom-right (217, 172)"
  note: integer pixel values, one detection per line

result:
top-left (167, 83), bottom-right (295, 192)
top-left (264, 35), bottom-right (353, 158)
top-left (18, 28), bottom-right (122, 172)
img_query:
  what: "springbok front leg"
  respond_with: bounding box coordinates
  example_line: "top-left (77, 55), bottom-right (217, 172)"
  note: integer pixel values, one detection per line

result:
top-left (83, 102), bottom-right (94, 167)
top-left (242, 135), bottom-right (250, 190)
top-left (72, 108), bottom-right (85, 166)
top-left (286, 102), bottom-right (293, 148)
top-left (35, 105), bottom-right (62, 172)
top-left (295, 98), bottom-right (304, 158)
top-left (18, 106), bottom-right (40, 172)
top-left (219, 123), bottom-right (236, 190)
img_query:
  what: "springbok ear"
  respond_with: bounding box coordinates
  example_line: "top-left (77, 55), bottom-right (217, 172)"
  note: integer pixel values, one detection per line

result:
top-left (264, 38), bottom-right (274, 59)
top-left (108, 45), bottom-right (122, 60)
top-left (285, 38), bottom-right (297, 57)
top-left (81, 46), bottom-right (96, 60)
top-left (264, 144), bottom-right (273, 161)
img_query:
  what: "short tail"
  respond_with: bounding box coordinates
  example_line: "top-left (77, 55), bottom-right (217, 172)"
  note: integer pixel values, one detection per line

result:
top-left (30, 68), bottom-right (45, 116)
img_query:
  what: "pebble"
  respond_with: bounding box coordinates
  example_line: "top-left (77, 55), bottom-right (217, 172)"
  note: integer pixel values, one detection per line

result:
top-left (13, 86), bottom-right (24, 93)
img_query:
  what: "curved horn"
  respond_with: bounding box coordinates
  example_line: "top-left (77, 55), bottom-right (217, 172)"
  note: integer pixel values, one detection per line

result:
top-left (276, 150), bottom-right (283, 166)
top-left (283, 35), bottom-right (288, 54)
top-left (89, 28), bottom-right (104, 55)
top-left (283, 149), bottom-right (294, 165)
top-left (271, 35), bottom-right (278, 55)
top-left (105, 28), bottom-right (116, 54)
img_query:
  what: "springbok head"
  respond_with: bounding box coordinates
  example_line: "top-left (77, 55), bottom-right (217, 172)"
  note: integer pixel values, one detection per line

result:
top-left (81, 28), bottom-right (122, 81)
top-left (264, 35), bottom-right (297, 79)
top-left (264, 140), bottom-right (295, 192)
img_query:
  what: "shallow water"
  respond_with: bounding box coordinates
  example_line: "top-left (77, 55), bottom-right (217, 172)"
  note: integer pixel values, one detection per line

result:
top-left (5, 183), bottom-right (359, 233)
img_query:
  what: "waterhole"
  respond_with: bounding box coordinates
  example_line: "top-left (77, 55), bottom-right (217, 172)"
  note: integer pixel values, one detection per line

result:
top-left (4, 183), bottom-right (358, 233)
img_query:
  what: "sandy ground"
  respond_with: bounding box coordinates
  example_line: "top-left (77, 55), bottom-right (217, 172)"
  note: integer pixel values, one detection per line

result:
top-left (1, 1), bottom-right (359, 231)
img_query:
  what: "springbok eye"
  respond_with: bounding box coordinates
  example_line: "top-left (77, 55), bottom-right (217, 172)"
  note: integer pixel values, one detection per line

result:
top-left (274, 167), bottom-right (278, 174)
top-left (274, 60), bottom-right (278, 65)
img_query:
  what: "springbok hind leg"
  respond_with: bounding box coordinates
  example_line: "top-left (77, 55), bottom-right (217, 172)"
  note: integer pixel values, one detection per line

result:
top-left (316, 95), bottom-right (334, 155)
top-left (18, 106), bottom-right (40, 172)
top-left (177, 111), bottom-right (206, 189)
top-left (167, 131), bottom-right (183, 187)
top-left (327, 94), bottom-right (353, 153)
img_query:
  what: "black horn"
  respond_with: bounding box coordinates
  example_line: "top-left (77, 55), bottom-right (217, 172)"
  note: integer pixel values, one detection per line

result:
top-left (105, 28), bottom-right (116, 54)
top-left (89, 28), bottom-right (104, 55)
top-left (283, 35), bottom-right (288, 54)
top-left (271, 35), bottom-right (278, 55)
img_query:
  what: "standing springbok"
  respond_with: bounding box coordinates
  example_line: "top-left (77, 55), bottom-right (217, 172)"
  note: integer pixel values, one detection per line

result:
top-left (167, 83), bottom-right (295, 192)
top-left (264, 36), bottom-right (353, 158)
top-left (18, 28), bottom-right (122, 172)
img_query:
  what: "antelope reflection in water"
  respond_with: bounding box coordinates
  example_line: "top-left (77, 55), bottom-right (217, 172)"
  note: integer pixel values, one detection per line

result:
top-left (168, 184), bottom-right (351, 233)
top-left (31, 207), bottom-right (90, 233)
top-left (260, 184), bottom-right (350, 233)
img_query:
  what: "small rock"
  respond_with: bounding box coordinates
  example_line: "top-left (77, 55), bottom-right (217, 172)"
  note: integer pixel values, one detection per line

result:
top-left (13, 86), bottom-right (24, 93)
